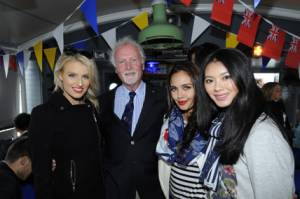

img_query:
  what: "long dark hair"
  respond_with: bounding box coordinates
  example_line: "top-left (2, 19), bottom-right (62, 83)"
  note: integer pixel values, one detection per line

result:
top-left (188, 42), bottom-right (220, 67)
top-left (167, 62), bottom-right (208, 155)
top-left (261, 82), bottom-right (280, 101)
top-left (199, 48), bottom-right (287, 164)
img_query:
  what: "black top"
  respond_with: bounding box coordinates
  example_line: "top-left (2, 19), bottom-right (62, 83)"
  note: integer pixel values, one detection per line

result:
top-left (29, 91), bottom-right (104, 199)
top-left (0, 139), bottom-right (12, 160)
top-left (0, 161), bottom-right (21, 199)
top-left (267, 100), bottom-right (293, 145)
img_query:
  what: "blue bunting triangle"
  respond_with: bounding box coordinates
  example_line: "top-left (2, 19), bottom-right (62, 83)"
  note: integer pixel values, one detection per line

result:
top-left (254, 0), bottom-right (261, 9)
top-left (80, 0), bottom-right (99, 35)
top-left (262, 56), bottom-right (271, 69)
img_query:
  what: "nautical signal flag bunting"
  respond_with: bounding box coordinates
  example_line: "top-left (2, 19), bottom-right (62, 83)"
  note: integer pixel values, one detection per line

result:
top-left (237, 9), bottom-right (261, 47)
top-left (285, 38), bottom-right (300, 68)
top-left (211, 0), bottom-right (234, 26)
top-left (262, 25), bottom-right (286, 60)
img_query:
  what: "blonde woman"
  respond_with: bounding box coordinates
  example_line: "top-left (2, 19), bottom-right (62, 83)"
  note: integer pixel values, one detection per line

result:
top-left (29, 49), bottom-right (104, 199)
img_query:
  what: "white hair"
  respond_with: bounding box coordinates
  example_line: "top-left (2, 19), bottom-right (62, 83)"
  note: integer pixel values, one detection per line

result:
top-left (109, 37), bottom-right (145, 67)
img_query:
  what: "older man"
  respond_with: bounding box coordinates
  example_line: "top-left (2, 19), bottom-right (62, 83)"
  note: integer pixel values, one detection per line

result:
top-left (98, 37), bottom-right (167, 199)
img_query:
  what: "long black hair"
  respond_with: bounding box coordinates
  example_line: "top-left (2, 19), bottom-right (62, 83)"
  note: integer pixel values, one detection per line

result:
top-left (167, 62), bottom-right (208, 155)
top-left (188, 42), bottom-right (220, 67)
top-left (199, 48), bottom-right (288, 164)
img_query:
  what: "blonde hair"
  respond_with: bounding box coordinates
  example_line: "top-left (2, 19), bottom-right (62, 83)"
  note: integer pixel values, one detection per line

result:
top-left (53, 53), bottom-right (100, 110)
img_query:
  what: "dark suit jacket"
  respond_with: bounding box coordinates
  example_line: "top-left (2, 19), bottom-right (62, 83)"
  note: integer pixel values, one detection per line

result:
top-left (0, 161), bottom-right (22, 199)
top-left (98, 83), bottom-right (167, 199)
top-left (0, 139), bottom-right (12, 160)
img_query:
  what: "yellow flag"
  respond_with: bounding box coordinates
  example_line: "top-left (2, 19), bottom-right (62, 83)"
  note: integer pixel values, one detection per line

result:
top-left (132, 11), bottom-right (149, 30)
top-left (33, 41), bottom-right (43, 72)
top-left (44, 47), bottom-right (57, 71)
top-left (226, 32), bottom-right (239, 48)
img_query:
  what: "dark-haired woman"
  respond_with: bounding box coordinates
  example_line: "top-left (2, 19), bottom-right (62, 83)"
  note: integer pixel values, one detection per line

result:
top-left (261, 82), bottom-right (293, 146)
top-left (156, 63), bottom-right (235, 199)
top-left (200, 48), bottom-right (295, 199)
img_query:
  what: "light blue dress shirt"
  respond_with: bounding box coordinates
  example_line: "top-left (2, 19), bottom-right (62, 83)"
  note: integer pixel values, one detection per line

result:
top-left (114, 81), bottom-right (146, 136)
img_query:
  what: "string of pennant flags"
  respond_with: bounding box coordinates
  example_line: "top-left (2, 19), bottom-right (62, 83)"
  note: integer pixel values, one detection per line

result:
top-left (0, 0), bottom-right (299, 79)
top-left (210, 0), bottom-right (300, 68)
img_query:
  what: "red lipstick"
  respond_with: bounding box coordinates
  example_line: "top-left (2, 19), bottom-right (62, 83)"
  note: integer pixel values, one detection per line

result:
top-left (178, 100), bottom-right (187, 106)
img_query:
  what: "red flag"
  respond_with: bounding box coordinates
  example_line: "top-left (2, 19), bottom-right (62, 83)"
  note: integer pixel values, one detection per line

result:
top-left (285, 37), bottom-right (300, 68)
top-left (9, 55), bottom-right (18, 71)
top-left (211, 0), bottom-right (234, 26)
top-left (237, 9), bottom-right (261, 47)
top-left (180, 0), bottom-right (192, 7)
top-left (262, 25), bottom-right (286, 60)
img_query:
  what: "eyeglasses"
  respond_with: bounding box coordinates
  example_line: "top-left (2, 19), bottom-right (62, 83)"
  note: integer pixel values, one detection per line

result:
top-left (64, 48), bottom-right (93, 59)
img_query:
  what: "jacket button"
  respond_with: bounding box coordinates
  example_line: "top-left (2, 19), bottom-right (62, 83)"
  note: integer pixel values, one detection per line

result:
top-left (60, 106), bottom-right (64, 110)
top-left (130, 140), bottom-right (135, 145)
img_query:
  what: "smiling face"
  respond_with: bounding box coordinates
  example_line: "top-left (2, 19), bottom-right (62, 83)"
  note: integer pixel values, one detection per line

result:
top-left (114, 43), bottom-right (144, 91)
top-left (204, 61), bottom-right (239, 108)
top-left (59, 60), bottom-right (90, 105)
top-left (170, 70), bottom-right (195, 119)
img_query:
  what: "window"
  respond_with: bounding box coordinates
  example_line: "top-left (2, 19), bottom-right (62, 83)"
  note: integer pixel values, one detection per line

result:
top-left (25, 60), bottom-right (42, 113)
top-left (0, 65), bottom-right (19, 129)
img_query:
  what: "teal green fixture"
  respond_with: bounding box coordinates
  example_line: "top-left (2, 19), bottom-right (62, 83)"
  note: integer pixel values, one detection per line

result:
top-left (138, 0), bottom-right (183, 49)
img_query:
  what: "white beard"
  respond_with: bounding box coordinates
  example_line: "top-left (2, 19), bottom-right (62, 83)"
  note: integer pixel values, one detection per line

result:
top-left (121, 71), bottom-right (139, 85)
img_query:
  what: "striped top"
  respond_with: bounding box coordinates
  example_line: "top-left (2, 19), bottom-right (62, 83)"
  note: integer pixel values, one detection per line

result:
top-left (169, 162), bottom-right (207, 199)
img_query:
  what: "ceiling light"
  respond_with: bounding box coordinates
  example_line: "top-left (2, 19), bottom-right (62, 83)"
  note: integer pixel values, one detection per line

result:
top-left (253, 44), bottom-right (263, 57)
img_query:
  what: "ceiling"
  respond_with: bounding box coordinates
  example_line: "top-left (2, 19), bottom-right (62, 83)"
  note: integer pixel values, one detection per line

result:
top-left (0, 0), bottom-right (299, 53)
